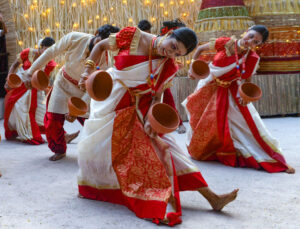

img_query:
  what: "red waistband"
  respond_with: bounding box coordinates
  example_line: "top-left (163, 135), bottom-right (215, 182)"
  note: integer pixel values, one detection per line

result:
top-left (62, 68), bottom-right (79, 86)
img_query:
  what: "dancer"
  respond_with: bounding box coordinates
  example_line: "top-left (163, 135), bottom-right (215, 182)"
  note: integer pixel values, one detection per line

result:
top-left (25, 24), bottom-right (120, 161)
top-left (183, 25), bottom-right (295, 174)
top-left (160, 19), bottom-right (187, 134)
top-left (77, 26), bottom-right (238, 226)
top-left (4, 37), bottom-right (56, 144)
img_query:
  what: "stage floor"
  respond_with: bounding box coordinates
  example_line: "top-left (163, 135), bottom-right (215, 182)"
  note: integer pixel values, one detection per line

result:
top-left (0, 117), bottom-right (299, 229)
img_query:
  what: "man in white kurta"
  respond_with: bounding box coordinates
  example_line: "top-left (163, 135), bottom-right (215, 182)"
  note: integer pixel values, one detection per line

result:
top-left (27, 25), bottom-right (119, 161)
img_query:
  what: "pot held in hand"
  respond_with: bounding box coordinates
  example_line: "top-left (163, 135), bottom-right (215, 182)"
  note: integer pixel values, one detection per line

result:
top-left (31, 70), bottom-right (49, 90)
top-left (148, 103), bottom-right (180, 134)
top-left (85, 70), bottom-right (113, 101)
top-left (7, 74), bottom-right (22, 88)
top-left (238, 82), bottom-right (262, 103)
top-left (68, 97), bottom-right (88, 117)
top-left (190, 60), bottom-right (210, 79)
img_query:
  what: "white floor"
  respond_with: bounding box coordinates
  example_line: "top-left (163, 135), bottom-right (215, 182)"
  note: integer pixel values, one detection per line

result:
top-left (0, 117), bottom-right (299, 229)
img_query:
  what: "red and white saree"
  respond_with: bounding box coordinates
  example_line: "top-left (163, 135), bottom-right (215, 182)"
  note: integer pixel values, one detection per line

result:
top-left (4, 48), bottom-right (56, 144)
top-left (183, 37), bottom-right (289, 173)
top-left (78, 27), bottom-right (207, 226)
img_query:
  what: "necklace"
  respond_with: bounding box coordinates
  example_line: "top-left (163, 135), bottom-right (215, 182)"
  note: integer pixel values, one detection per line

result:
top-left (234, 40), bottom-right (246, 78)
top-left (149, 37), bottom-right (157, 96)
top-left (149, 37), bottom-right (165, 97)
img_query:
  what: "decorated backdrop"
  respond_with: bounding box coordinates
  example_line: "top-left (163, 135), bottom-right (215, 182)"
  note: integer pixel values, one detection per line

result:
top-left (9, 0), bottom-right (202, 76)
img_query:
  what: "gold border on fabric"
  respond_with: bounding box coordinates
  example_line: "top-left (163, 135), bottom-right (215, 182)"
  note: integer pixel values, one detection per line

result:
top-left (28, 48), bottom-right (35, 64)
top-left (175, 167), bottom-right (199, 176)
top-left (78, 179), bottom-right (120, 190)
top-left (108, 33), bottom-right (118, 50)
top-left (25, 91), bottom-right (34, 139)
top-left (16, 53), bottom-right (22, 63)
top-left (261, 136), bottom-right (284, 155)
top-left (209, 38), bottom-right (217, 50)
top-left (129, 27), bottom-right (141, 55)
top-left (78, 179), bottom-right (171, 202)
top-left (224, 36), bottom-right (237, 56)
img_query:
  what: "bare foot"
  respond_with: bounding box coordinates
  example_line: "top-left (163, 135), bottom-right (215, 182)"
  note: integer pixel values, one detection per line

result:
top-left (285, 165), bottom-right (295, 174)
top-left (65, 131), bottom-right (80, 144)
top-left (77, 193), bottom-right (84, 198)
top-left (49, 153), bottom-right (66, 161)
top-left (176, 124), bottom-right (186, 134)
top-left (211, 189), bottom-right (239, 211)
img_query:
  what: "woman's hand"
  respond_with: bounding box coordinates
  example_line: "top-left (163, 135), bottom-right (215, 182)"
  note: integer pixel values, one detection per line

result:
top-left (144, 119), bottom-right (157, 139)
top-left (65, 114), bottom-right (77, 123)
top-left (176, 61), bottom-right (184, 69)
top-left (4, 82), bottom-right (11, 90)
top-left (78, 72), bottom-right (89, 91)
top-left (23, 73), bottom-right (32, 89)
top-left (188, 67), bottom-right (195, 80)
top-left (238, 98), bottom-right (249, 106)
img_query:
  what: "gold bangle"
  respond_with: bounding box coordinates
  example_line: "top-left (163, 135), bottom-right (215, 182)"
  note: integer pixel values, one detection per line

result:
top-left (85, 59), bottom-right (96, 69)
top-left (84, 64), bottom-right (95, 69)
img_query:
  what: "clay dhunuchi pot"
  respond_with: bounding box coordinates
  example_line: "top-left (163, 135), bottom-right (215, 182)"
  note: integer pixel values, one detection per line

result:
top-left (85, 70), bottom-right (113, 101)
top-left (190, 60), bottom-right (210, 79)
top-left (31, 70), bottom-right (49, 90)
top-left (7, 74), bottom-right (22, 88)
top-left (148, 103), bottom-right (180, 134)
top-left (68, 97), bottom-right (88, 117)
top-left (238, 82), bottom-right (262, 103)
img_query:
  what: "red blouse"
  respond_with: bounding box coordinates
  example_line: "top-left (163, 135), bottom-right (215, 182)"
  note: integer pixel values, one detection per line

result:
top-left (212, 37), bottom-right (259, 80)
top-left (19, 48), bottom-right (57, 76)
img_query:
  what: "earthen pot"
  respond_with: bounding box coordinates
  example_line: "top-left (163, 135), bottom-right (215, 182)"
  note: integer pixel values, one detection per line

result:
top-left (238, 82), bottom-right (262, 103)
top-left (148, 103), bottom-right (180, 134)
top-left (68, 97), bottom-right (88, 117)
top-left (85, 70), bottom-right (113, 101)
top-left (7, 74), bottom-right (22, 88)
top-left (31, 70), bottom-right (49, 90)
top-left (190, 60), bottom-right (210, 79)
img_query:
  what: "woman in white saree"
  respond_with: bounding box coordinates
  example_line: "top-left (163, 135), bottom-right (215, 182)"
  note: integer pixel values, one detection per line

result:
top-left (183, 25), bottom-right (295, 174)
top-left (77, 27), bottom-right (238, 226)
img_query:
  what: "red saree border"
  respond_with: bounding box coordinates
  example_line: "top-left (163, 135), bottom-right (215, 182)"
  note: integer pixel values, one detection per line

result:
top-left (78, 185), bottom-right (167, 219)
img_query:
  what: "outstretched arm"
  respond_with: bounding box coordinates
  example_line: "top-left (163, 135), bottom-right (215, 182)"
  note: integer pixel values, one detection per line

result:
top-left (8, 60), bottom-right (21, 75)
top-left (192, 43), bottom-right (210, 60)
top-left (78, 38), bottom-right (112, 91)
top-left (27, 33), bottom-right (73, 76)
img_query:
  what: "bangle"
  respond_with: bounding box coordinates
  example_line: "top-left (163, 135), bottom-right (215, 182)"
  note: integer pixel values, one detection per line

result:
top-left (85, 59), bottom-right (96, 69)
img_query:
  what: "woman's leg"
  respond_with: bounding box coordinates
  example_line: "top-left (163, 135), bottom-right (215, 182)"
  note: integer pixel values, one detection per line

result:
top-left (198, 187), bottom-right (239, 211)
